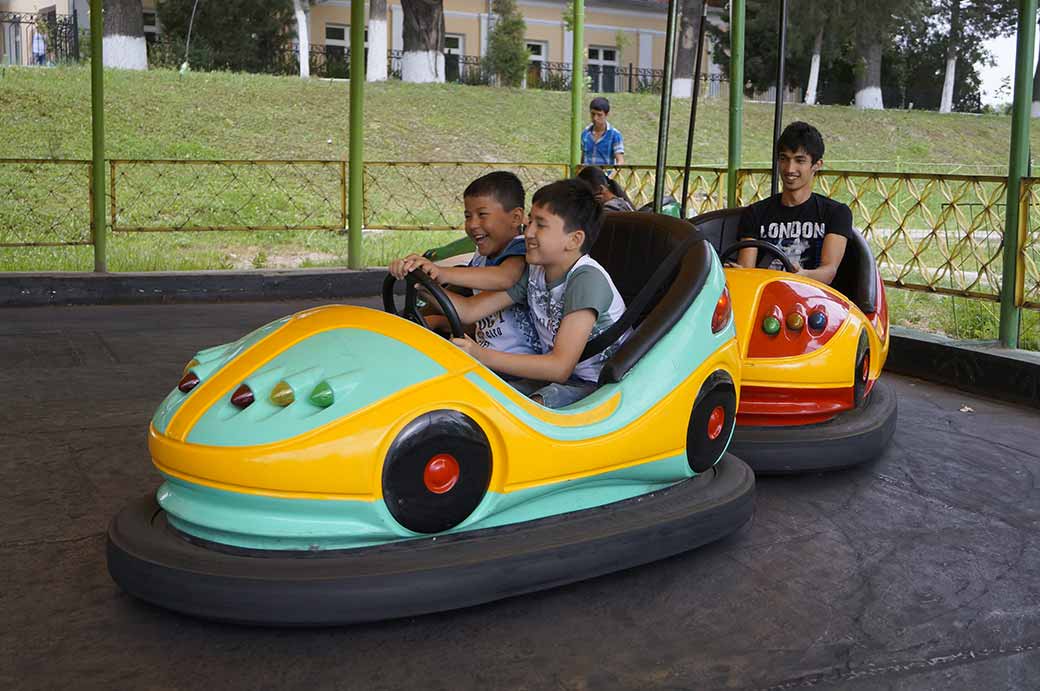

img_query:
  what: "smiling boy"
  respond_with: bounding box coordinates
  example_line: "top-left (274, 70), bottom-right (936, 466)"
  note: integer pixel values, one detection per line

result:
top-left (735, 122), bottom-right (852, 285)
top-left (441, 179), bottom-right (628, 408)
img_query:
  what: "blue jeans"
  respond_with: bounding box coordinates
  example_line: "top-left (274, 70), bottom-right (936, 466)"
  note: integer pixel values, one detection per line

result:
top-left (510, 377), bottom-right (598, 409)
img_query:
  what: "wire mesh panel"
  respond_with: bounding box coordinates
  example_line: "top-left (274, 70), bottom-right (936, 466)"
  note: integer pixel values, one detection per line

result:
top-left (603, 165), bottom-right (727, 214)
top-left (0, 159), bottom-right (91, 247)
top-left (1019, 179), bottom-right (1040, 310)
top-left (737, 169), bottom-right (1008, 301)
top-left (110, 160), bottom-right (346, 232)
top-left (363, 162), bottom-right (569, 230)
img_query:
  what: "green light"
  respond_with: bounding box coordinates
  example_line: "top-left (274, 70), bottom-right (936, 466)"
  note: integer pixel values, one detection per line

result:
top-left (762, 315), bottom-right (781, 335)
top-left (309, 381), bottom-right (334, 408)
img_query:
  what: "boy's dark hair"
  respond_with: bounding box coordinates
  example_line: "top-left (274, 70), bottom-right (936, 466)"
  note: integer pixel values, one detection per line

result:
top-left (589, 97), bottom-right (610, 113)
top-left (463, 171), bottom-right (525, 211)
top-left (777, 121), bottom-right (825, 162)
top-left (576, 166), bottom-right (633, 205)
top-left (531, 179), bottom-right (604, 253)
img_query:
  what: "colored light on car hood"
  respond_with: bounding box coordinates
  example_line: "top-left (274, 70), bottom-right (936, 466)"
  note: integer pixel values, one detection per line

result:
top-left (270, 381), bottom-right (295, 407)
top-left (786, 312), bottom-right (805, 331)
top-left (309, 381), bottom-right (335, 408)
top-left (230, 384), bottom-right (255, 409)
top-left (762, 315), bottom-right (781, 335)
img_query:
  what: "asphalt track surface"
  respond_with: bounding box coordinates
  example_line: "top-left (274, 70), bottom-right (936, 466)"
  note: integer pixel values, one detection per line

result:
top-left (3, 299), bottom-right (1039, 690)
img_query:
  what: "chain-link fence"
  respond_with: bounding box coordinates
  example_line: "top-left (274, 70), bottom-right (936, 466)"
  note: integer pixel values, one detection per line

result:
top-left (0, 159), bottom-right (92, 247)
top-left (109, 160), bottom-right (346, 232)
top-left (363, 162), bottom-right (569, 230)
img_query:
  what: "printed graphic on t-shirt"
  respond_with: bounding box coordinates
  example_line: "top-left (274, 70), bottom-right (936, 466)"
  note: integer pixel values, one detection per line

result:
top-left (757, 221), bottom-right (827, 269)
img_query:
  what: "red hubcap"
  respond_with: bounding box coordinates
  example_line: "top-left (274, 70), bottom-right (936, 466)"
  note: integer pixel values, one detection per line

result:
top-left (423, 454), bottom-right (460, 494)
top-left (707, 405), bottom-right (726, 440)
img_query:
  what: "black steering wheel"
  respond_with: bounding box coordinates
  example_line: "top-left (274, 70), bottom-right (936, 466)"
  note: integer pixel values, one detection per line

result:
top-left (382, 269), bottom-right (465, 339)
top-left (719, 239), bottom-right (797, 273)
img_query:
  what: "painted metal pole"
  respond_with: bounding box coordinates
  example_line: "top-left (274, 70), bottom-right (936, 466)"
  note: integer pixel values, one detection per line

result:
top-left (726, 0), bottom-right (745, 208)
top-left (680, 2), bottom-right (708, 219)
top-left (89, 0), bottom-right (106, 272)
top-left (347, 0), bottom-right (365, 269)
top-left (569, 0), bottom-right (585, 173)
top-left (652, 0), bottom-right (680, 213)
top-left (999, 0), bottom-right (1036, 348)
top-left (770, 0), bottom-right (787, 196)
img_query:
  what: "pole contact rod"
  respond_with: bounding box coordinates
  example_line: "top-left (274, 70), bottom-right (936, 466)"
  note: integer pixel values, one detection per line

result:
top-left (653, 0), bottom-right (680, 213)
top-left (680, 2), bottom-right (708, 219)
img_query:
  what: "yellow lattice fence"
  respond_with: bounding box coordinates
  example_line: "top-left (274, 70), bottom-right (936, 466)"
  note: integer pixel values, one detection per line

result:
top-left (602, 165), bottom-right (728, 215)
top-left (363, 162), bottom-right (569, 230)
top-left (110, 160), bottom-right (347, 232)
top-left (737, 169), bottom-right (1008, 301)
top-left (1018, 178), bottom-right (1040, 310)
top-left (0, 159), bottom-right (92, 247)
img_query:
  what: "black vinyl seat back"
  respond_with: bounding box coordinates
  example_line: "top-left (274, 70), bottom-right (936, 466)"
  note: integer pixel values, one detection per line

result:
top-left (830, 228), bottom-right (878, 314)
top-left (690, 207), bottom-right (744, 255)
top-left (588, 212), bottom-right (713, 384)
top-left (690, 207), bottom-right (879, 315)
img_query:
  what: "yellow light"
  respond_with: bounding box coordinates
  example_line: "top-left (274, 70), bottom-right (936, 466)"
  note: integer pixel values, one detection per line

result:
top-left (270, 381), bottom-right (295, 407)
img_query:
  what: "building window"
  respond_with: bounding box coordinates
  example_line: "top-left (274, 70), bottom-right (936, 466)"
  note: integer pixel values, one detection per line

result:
top-left (525, 40), bottom-right (547, 87)
top-left (325, 24), bottom-right (348, 60)
top-left (142, 11), bottom-right (159, 45)
top-left (587, 46), bottom-right (618, 93)
top-left (445, 34), bottom-right (464, 55)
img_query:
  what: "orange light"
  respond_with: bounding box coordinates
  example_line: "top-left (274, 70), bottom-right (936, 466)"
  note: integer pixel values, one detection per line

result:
top-left (711, 287), bottom-right (732, 333)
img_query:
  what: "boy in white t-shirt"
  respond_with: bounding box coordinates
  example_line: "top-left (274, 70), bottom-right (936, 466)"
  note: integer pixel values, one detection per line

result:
top-left (437, 179), bottom-right (628, 408)
top-left (390, 172), bottom-right (540, 356)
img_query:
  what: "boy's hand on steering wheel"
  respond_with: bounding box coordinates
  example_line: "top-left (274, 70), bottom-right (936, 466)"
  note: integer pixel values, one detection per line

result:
top-left (451, 334), bottom-right (484, 360)
top-left (393, 254), bottom-right (442, 282)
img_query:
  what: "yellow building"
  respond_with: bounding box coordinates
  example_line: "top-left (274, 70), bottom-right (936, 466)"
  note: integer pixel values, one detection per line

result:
top-left (1, 0), bottom-right (722, 92)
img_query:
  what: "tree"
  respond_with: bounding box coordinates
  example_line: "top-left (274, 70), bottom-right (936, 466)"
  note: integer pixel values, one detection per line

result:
top-left (937, 0), bottom-right (1015, 113)
top-left (838, 0), bottom-right (929, 109)
top-left (103, 0), bottom-right (147, 70)
top-left (484, 0), bottom-right (528, 87)
top-left (673, 0), bottom-right (705, 99)
top-left (400, 0), bottom-right (444, 82)
top-left (292, 0), bottom-right (310, 78)
top-left (367, 0), bottom-right (389, 81)
top-left (157, 0), bottom-right (295, 74)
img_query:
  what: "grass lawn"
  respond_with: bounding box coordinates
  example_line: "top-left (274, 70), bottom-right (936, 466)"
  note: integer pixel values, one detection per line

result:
top-left (3, 64), bottom-right (1039, 346)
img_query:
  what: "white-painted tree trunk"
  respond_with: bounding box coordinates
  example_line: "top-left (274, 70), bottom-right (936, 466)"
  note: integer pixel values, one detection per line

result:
top-left (804, 28), bottom-right (822, 105)
top-left (102, 35), bottom-right (147, 70)
top-left (939, 54), bottom-right (956, 113)
top-left (672, 77), bottom-right (693, 99)
top-left (854, 41), bottom-right (883, 110)
top-left (1033, 101), bottom-right (1040, 118)
top-left (367, 18), bottom-right (389, 81)
top-left (401, 50), bottom-right (444, 82)
top-left (292, 0), bottom-right (310, 79)
top-left (102, 0), bottom-right (147, 70)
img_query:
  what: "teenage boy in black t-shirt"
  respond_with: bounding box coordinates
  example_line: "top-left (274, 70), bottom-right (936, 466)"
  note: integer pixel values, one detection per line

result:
top-left (735, 121), bottom-right (853, 285)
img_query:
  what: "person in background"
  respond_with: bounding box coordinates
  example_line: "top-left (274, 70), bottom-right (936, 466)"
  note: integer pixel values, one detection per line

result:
top-left (577, 166), bottom-right (634, 212)
top-left (581, 97), bottom-right (625, 167)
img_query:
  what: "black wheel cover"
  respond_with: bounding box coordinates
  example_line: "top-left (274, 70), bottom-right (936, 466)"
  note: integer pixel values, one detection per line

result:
top-left (854, 330), bottom-right (871, 408)
top-left (383, 410), bottom-right (492, 534)
top-left (687, 371), bottom-right (737, 473)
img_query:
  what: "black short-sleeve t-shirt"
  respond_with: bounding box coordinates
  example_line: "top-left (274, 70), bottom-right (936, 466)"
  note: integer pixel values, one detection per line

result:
top-left (738, 193), bottom-right (853, 270)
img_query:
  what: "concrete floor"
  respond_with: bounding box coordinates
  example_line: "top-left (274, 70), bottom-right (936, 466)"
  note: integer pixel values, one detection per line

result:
top-left (2, 299), bottom-right (1039, 690)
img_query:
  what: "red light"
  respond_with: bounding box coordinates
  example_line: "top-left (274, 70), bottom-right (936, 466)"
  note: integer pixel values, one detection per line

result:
top-left (178, 371), bottom-right (200, 393)
top-left (711, 287), bottom-right (732, 333)
top-left (707, 405), bottom-right (726, 440)
top-left (230, 384), bottom-right (254, 409)
top-left (423, 454), bottom-right (460, 494)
